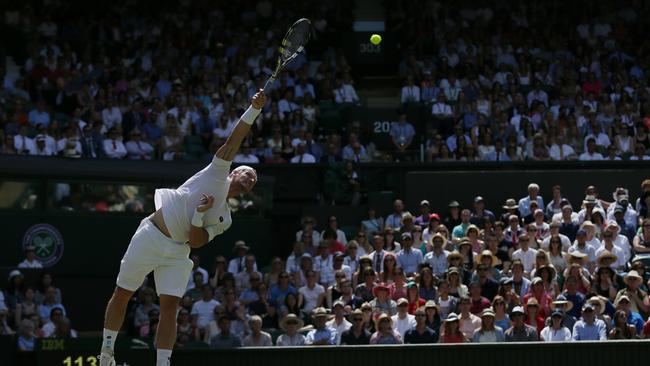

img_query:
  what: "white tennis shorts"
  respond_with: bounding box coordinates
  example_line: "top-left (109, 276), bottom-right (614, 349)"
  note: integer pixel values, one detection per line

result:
top-left (116, 218), bottom-right (193, 297)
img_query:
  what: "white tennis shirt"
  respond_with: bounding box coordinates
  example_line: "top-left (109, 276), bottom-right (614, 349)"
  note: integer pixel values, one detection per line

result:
top-left (154, 155), bottom-right (233, 244)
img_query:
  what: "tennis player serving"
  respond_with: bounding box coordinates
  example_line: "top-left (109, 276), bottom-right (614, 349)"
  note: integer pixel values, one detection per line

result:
top-left (98, 90), bottom-right (266, 366)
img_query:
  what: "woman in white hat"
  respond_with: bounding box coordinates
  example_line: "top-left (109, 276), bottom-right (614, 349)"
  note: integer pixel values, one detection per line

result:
top-left (369, 313), bottom-right (403, 344)
top-left (472, 308), bottom-right (505, 343)
top-left (276, 314), bottom-right (305, 346)
top-left (439, 313), bottom-right (466, 343)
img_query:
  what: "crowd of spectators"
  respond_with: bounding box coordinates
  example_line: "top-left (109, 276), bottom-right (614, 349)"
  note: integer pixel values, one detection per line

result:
top-left (87, 178), bottom-right (650, 348)
top-left (389, 1), bottom-right (650, 162)
top-left (0, 0), bottom-right (361, 164)
top-left (0, 265), bottom-right (73, 351)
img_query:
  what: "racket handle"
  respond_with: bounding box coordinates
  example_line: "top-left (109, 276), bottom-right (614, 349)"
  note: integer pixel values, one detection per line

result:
top-left (262, 76), bottom-right (276, 95)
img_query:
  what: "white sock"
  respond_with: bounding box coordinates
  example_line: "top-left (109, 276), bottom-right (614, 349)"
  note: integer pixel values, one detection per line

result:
top-left (156, 349), bottom-right (172, 366)
top-left (101, 328), bottom-right (118, 353)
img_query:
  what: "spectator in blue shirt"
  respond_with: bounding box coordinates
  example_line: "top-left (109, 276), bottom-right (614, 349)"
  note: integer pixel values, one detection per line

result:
top-left (614, 295), bottom-right (644, 335)
top-left (389, 113), bottom-right (416, 153)
top-left (210, 316), bottom-right (242, 349)
top-left (28, 100), bottom-right (50, 127)
top-left (38, 286), bottom-right (66, 321)
top-left (305, 307), bottom-right (337, 345)
top-left (562, 276), bottom-right (586, 319)
top-left (268, 272), bottom-right (297, 307)
top-left (572, 304), bottom-right (607, 340)
top-left (396, 232), bottom-right (424, 276)
top-left (518, 183), bottom-right (545, 217)
top-left (17, 319), bottom-right (36, 351)
top-left (385, 199), bottom-right (405, 230)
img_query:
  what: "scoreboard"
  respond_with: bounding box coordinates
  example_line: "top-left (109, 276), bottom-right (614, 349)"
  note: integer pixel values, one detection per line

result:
top-left (38, 338), bottom-right (152, 366)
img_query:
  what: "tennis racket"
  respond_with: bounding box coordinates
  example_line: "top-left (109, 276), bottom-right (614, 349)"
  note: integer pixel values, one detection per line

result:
top-left (262, 18), bottom-right (312, 94)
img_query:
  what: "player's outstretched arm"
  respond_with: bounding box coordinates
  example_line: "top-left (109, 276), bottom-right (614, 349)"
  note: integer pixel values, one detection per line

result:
top-left (215, 89), bottom-right (266, 161)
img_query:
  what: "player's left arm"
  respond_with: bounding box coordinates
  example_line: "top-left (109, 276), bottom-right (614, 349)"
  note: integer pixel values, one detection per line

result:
top-left (215, 90), bottom-right (266, 161)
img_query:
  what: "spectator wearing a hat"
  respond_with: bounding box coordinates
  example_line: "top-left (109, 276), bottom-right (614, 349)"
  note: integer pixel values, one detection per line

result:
top-left (605, 221), bottom-right (632, 264)
top-left (518, 183), bottom-right (545, 218)
top-left (523, 297), bottom-right (545, 335)
top-left (405, 306), bottom-right (438, 344)
top-left (242, 315), bottom-right (272, 347)
top-left (17, 246), bottom-right (43, 269)
top-left (572, 303), bottom-right (607, 340)
top-left (424, 234), bottom-right (449, 277)
top-left (385, 199), bottom-right (406, 230)
top-left (613, 296), bottom-right (644, 336)
top-left (443, 201), bottom-right (462, 233)
top-left (504, 306), bottom-right (538, 341)
top-left (457, 296), bottom-right (481, 339)
top-left (540, 309), bottom-right (572, 341)
top-left (512, 233), bottom-right (538, 274)
top-left (607, 194), bottom-right (638, 231)
top-left (298, 269), bottom-right (325, 314)
top-left (125, 128), bottom-right (154, 160)
top-left (305, 307), bottom-right (336, 345)
top-left (228, 241), bottom-right (255, 274)
top-left (577, 195), bottom-right (599, 225)
top-left (547, 295), bottom-right (577, 332)
top-left (396, 232), bottom-right (423, 276)
top-left (446, 266), bottom-right (469, 299)
top-left (414, 200), bottom-right (432, 227)
top-left (451, 209), bottom-right (472, 244)
top-left (596, 234), bottom-right (626, 271)
top-left (276, 314), bottom-right (305, 346)
top-left (370, 313), bottom-right (403, 344)
top-left (406, 281), bottom-right (426, 314)
top-left (340, 309), bottom-right (371, 345)
top-left (615, 271), bottom-right (649, 317)
top-left (568, 229), bottom-right (597, 272)
top-left (370, 283), bottom-right (397, 315)
top-left (327, 301), bottom-right (352, 344)
top-left (472, 308), bottom-right (505, 342)
top-left (391, 298), bottom-right (416, 339)
top-left (470, 196), bottom-right (496, 228)
top-left (422, 214), bottom-right (442, 245)
top-left (440, 312), bottom-right (466, 343)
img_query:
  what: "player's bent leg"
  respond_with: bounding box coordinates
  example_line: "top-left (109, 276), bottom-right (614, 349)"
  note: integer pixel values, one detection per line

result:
top-left (104, 286), bottom-right (135, 330)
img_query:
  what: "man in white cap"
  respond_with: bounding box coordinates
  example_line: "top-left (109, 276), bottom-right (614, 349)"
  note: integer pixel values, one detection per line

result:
top-left (327, 301), bottom-right (352, 344)
top-left (99, 90), bottom-right (265, 366)
top-left (392, 298), bottom-right (416, 339)
top-left (518, 183), bottom-right (544, 218)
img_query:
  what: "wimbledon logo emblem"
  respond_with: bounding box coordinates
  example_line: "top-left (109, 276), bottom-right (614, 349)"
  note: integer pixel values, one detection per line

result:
top-left (22, 224), bottom-right (64, 267)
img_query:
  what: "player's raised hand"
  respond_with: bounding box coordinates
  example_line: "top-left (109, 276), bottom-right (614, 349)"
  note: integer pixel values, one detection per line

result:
top-left (197, 194), bottom-right (215, 212)
top-left (251, 89), bottom-right (266, 109)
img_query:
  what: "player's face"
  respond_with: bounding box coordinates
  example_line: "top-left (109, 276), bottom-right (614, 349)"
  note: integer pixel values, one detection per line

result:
top-left (230, 167), bottom-right (257, 194)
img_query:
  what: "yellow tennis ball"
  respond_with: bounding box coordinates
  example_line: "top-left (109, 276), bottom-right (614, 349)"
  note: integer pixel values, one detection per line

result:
top-left (370, 34), bottom-right (382, 45)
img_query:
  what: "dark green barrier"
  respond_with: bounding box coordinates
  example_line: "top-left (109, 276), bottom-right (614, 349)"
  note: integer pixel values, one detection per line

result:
top-left (16, 337), bottom-right (650, 366)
